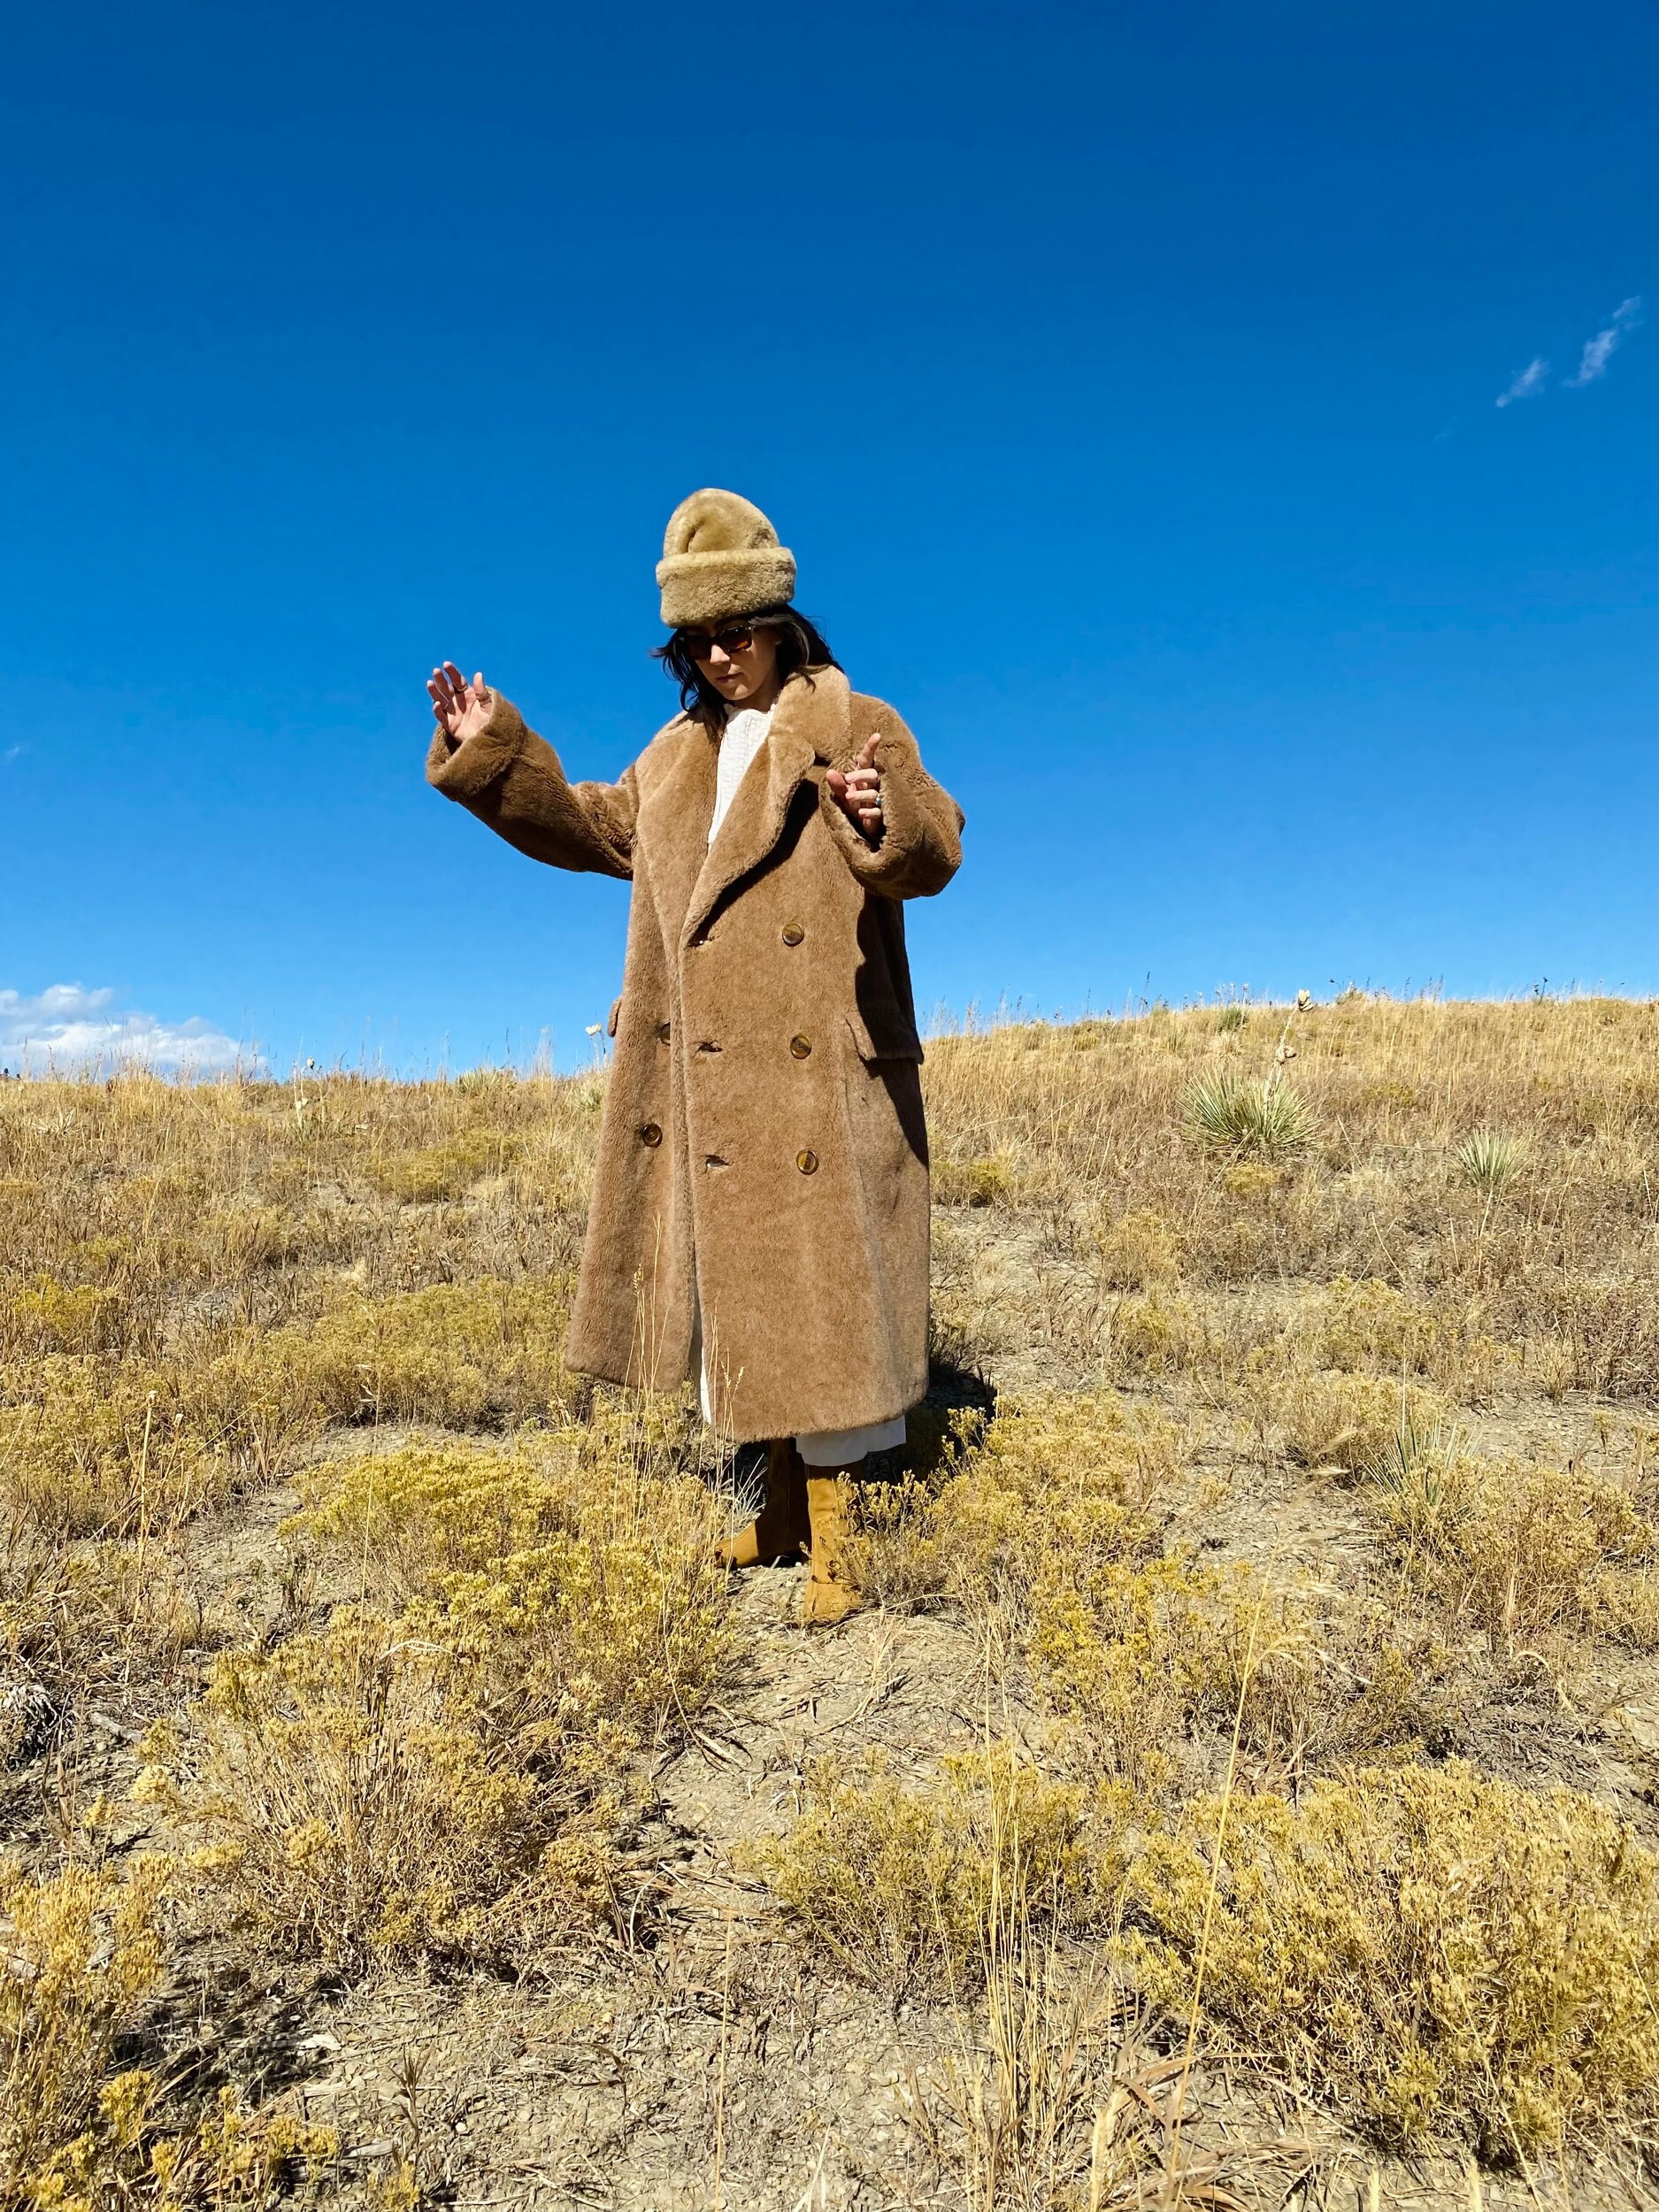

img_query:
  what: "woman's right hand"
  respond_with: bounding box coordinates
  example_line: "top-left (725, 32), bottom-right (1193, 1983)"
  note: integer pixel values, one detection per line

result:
top-left (427, 662), bottom-right (494, 754)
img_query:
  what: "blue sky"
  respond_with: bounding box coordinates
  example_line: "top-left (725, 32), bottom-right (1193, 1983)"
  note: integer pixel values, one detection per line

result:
top-left (3, 1), bottom-right (1654, 1072)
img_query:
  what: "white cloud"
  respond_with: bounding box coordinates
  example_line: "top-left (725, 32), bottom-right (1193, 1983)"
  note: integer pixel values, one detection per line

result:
top-left (1495, 357), bottom-right (1548, 408)
top-left (0, 985), bottom-right (250, 1076)
top-left (1566, 296), bottom-right (1643, 388)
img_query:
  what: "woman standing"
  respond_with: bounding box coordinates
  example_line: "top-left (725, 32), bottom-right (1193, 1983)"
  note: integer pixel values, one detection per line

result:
top-left (426, 489), bottom-right (964, 1625)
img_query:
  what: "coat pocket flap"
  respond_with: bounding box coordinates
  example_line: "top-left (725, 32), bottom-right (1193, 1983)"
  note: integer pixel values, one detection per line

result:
top-left (846, 1007), bottom-right (925, 1064)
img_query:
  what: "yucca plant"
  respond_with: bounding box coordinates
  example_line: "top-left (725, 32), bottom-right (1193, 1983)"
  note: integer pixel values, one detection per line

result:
top-left (1455, 1128), bottom-right (1523, 1194)
top-left (1186, 1068), bottom-right (1317, 1160)
top-left (1360, 1408), bottom-right (1471, 1544)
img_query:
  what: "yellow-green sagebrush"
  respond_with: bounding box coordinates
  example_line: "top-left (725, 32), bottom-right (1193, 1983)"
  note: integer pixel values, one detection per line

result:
top-left (141, 1438), bottom-right (733, 1970)
top-left (0, 1855), bottom-right (336, 2208)
top-left (1126, 1762), bottom-right (1659, 2161)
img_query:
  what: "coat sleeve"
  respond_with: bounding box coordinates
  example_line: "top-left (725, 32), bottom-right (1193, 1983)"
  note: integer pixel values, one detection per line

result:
top-left (819, 696), bottom-right (964, 900)
top-left (426, 690), bottom-right (636, 879)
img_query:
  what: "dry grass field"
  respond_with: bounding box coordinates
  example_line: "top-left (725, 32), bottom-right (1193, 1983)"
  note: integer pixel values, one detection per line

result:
top-left (4, 993), bottom-right (1659, 2210)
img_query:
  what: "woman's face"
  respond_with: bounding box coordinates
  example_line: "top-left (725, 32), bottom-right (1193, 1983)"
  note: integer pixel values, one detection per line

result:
top-left (685, 622), bottom-right (781, 707)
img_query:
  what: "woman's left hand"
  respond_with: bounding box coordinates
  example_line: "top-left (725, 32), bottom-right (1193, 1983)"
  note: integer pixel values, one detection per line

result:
top-left (827, 736), bottom-right (884, 841)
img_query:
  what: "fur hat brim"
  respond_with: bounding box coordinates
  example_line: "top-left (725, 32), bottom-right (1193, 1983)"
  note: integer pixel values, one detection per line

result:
top-left (657, 547), bottom-right (797, 629)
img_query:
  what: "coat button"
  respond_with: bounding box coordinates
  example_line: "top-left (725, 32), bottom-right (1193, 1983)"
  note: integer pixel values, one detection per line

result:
top-left (796, 1148), bottom-right (818, 1174)
top-left (657, 1021), bottom-right (672, 1042)
top-left (781, 923), bottom-right (805, 946)
top-left (640, 1122), bottom-right (663, 1148)
top-left (789, 1034), bottom-right (811, 1059)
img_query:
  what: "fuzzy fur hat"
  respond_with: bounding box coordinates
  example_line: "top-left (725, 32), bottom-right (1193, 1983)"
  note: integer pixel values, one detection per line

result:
top-left (657, 488), bottom-right (796, 629)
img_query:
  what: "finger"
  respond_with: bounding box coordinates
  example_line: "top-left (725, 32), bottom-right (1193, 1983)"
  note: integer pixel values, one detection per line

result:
top-left (858, 733), bottom-right (880, 766)
top-left (471, 671), bottom-right (488, 703)
top-left (442, 661), bottom-right (466, 690)
top-left (825, 770), bottom-right (847, 798)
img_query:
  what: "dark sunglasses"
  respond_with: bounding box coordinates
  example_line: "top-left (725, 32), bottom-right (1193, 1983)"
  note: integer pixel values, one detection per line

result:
top-left (680, 623), bottom-right (759, 659)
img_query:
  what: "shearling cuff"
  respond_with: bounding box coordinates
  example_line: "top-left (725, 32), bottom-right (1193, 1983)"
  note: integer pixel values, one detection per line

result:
top-left (820, 732), bottom-right (953, 895)
top-left (426, 693), bottom-right (528, 803)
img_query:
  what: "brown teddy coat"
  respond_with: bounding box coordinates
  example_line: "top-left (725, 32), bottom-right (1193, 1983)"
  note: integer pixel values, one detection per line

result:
top-left (426, 667), bottom-right (964, 1444)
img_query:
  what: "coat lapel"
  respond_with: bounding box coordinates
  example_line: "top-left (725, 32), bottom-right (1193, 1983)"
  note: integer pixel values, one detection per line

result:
top-left (634, 718), bottom-right (717, 956)
top-left (680, 668), bottom-right (852, 949)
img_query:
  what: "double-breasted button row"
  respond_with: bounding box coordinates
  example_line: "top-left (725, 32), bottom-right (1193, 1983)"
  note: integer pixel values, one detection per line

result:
top-left (644, 1123), bottom-right (814, 1170)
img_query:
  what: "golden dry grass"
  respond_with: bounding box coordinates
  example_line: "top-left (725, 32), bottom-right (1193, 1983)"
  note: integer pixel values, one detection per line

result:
top-left (4, 993), bottom-right (1659, 2200)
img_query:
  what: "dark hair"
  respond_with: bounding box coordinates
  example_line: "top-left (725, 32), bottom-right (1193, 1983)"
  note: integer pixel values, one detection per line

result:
top-left (653, 606), bottom-right (840, 727)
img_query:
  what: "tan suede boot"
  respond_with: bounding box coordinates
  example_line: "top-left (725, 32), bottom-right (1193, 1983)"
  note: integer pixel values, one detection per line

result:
top-left (802, 1468), bottom-right (864, 1627)
top-left (718, 1439), bottom-right (810, 1570)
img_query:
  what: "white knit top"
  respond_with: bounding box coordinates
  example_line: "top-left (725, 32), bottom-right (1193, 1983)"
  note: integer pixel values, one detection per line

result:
top-left (710, 703), bottom-right (772, 844)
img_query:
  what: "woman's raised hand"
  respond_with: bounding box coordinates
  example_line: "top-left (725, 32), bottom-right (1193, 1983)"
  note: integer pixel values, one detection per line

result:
top-left (427, 663), bottom-right (494, 754)
top-left (826, 734), bottom-right (884, 841)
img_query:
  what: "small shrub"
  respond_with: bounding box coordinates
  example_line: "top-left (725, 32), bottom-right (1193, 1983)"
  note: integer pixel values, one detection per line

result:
top-left (1092, 1207), bottom-right (1181, 1291)
top-left (291, 1437), bottom-right (587, 1601)
top-left (826, 1388), bottom-right (1183, 1630)
top-left (140, 1617), bottom-right (555, 1970)
top-left (936, 1155), bottom-right (1014, 1208)
top-left (152, 1438), bottom-right (733, 1968)
top-left (756, 1751), bottom-right (1112, 1996)
top-left (1311, 1277), bottom-right (1440, 1375)
top-left (0, 1533), bottom-right (205, 1737)
top-left (933, 1390), bottom-right (1178, 1608)
top-left (1521, 1273), bottom-right (1659, 1400)
top-left (1220, 1161), bottom-right (1281, 1200)
top-left (1186, 1071), bottom-right (1317, 1159)
top-left (142, 2093), bottom-right (339, 2210)
top-left (1031, 1555), bottom-right (1449, 1795)
top-left (295, 1438), bottom-right (733, 1758)
top-left (7, 1277), bottom-right (132, 1356)
top-left (1107, 1287), bottom-right (1200, 1375)
top-left (1358, 1409), bottom-right (1474, 1547)
top-left (0, 1353), bottom-right (301, 1538)
top-left (0, 1856), bottom-right (168, 2199)
top-left (1374, 1453), bottom-right (1659, 1659)
top-left (373, 1128), bottom-right (524, 1204)
top-left (844, 1471), bottom-right (956, 1611)
top-left (271, 1278), bottom-right (573, 1430)
top-left (1029, 1554), bottom-right (1218, 1796)
top-left (1258, 1368), bottom-right (1451, 1481)
top-left (1127, 1763), bottom-right (1659, 2158)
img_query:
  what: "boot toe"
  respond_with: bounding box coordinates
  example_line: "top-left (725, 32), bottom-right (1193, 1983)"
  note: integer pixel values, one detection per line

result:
top-left (800, 1579), bottom-right (863, 1628)
top-left (716, 1521), bottom-right (763, 1570)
